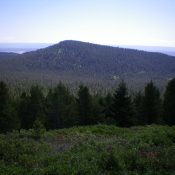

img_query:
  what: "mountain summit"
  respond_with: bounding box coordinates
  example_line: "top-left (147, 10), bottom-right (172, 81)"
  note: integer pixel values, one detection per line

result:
top-left (0, 40), bottom-right (175, 87)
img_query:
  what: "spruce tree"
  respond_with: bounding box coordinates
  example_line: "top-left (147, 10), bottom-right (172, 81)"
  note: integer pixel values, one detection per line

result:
top-left (76, 85), bottom-right (93, 125)
top-left (142, 81), bottom-right (162, 124)
top-left (101, 93), bottom-right (114, 124)
top-left (91, 94), bottom-right (105, 124)
top-left (0, 81), bottom-right (20, 133)
top-left (111, 81), bottom-right (134, 127)
top-left (46, 82), bottom-right (76, 129)
top-left (163, 78), bottom-right (175, 125)
top-left (26, 85), bottom-right (46, 129)
top-left (18, 92), bottom-right (30, 129)
top-left (133, 91), bottom-right (144, 125)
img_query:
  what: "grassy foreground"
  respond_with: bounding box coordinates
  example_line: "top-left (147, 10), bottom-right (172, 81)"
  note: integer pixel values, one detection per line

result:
top-left (0, 125), bottom-right (175, 175)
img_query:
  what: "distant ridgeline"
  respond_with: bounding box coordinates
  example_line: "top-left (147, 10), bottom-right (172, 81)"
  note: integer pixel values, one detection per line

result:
top-left (0, 40), bottom-right (175, 90)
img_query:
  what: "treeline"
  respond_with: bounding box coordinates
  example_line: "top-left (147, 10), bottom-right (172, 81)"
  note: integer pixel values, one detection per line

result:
top-left (0, 79), bottom-right (175, 133)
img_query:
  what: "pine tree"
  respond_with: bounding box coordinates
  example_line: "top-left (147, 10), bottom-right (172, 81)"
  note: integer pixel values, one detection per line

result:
top-left (142, 81), bottom-right (162, 124)
top-left (163, 78), bottom-right (175, 125)
top-left (111, 81), bottom-right (134, 127)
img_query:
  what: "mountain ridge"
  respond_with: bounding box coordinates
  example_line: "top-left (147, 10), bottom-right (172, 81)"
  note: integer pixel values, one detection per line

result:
top-left (1, 41), bottom-right (175, 56)
top-left (0, 40), bottom-right (175, 88)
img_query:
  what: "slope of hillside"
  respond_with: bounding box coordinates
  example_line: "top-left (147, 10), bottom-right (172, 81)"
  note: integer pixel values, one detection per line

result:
top-left (0, 125), bottom-right (175, 175)
top-left (0, 40), bottom-right (175, 88)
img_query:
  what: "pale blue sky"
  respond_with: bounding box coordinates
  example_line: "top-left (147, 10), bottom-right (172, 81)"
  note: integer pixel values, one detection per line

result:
top-left (0, 0), bottom-right (175, 46)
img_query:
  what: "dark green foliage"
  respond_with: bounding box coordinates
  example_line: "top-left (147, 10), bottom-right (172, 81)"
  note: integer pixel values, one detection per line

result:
top-left (0, 125), bottom-right (174, 175)
top-left (29, 85), bottom-right (46, 123)
top-left (0, 81), bottom-right (9, 109)
top-left (0, 81), bottom-right (19, 133)
top-left (32, 119), bottom-right (46, 139)
top-left (46, 82), bottom-right (77, 129)
top-left (19, 85), bottom-right (46, 129)
top-left (133, 91), bottom-right (144, 124)
top-left (18, 92), bottom-right (30, 129)
top-left (76, 85), bottom-right (93, 125)
top-left (111, 81), bottom-right (135, 126)
top-left (163, 78), bottom-right (175, 125)
top-left (142, 81), bottom-right (162, 124)
top-left (0, 79), bottom-right (175, 133)
top-left (101, 93), bottom-right (114, 123)
top-left (91, 94), bottom-right (105, 124)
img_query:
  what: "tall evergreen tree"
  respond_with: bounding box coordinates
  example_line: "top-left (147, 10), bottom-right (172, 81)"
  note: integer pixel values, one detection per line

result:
top-left (100, 93), bottom-right (114, 124)
top-left (0, 81), bottom-right (9, 110)
top-left (18, 92), bottom-right (30, 129)
top-left (22, 85), bottom-right (46, 129)
top-left (76, 85), bottom-right (93, 125)
top-left (0, 81), bottom-right (19, 133)
top-left (91, 94), bottom-right (105, 124)
top-left (142, 81), bottom-right (162, 124)
top-left (163, 78), bottom-right (175, 125)
top-left (111, 81), bottom-right (134, 127)
top-left (133, 91), bottom-right (144, 125)
top-left (46, 82), bottom-right (77, 129)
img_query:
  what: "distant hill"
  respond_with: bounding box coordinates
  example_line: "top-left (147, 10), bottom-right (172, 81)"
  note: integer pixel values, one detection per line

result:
top-left (0, 40), bottom-right (175, 89)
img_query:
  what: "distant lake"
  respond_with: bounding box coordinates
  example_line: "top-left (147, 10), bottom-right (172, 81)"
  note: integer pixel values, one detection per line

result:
top-left (0, 43), bottom-right (52, 54)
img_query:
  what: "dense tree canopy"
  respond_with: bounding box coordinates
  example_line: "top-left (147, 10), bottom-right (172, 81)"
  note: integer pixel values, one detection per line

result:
top-left (0, 79), bottom-right (174, 133)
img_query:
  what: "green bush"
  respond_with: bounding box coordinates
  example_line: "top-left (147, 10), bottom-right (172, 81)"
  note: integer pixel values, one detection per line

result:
top-left (32, 119), bottom-right (46, 140)
top-left (0, 125), bottom-right (174, 175)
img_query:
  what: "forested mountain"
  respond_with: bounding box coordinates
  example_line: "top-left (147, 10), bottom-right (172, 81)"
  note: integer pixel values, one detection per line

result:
top-left (0, 40), bottom-right (175, 88)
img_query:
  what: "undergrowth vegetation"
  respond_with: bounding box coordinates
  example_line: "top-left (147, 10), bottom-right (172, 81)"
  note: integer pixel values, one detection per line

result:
top-left (0, 125), bottom-right (174, 175)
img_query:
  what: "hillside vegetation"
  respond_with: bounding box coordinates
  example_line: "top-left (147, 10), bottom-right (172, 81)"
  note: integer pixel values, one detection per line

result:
top-left (0, 40), bottom-right (175, 89)
top-left (0, 125), bottom-right (175, 175)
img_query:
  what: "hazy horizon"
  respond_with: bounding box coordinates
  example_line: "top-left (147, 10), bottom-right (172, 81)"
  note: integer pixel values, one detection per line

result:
top-left (1, 0), bottom-right (175, 47)
top-left (1, 41), bottom-right (175, 49)
top-left (1, 41), bottom-right (175, 56)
